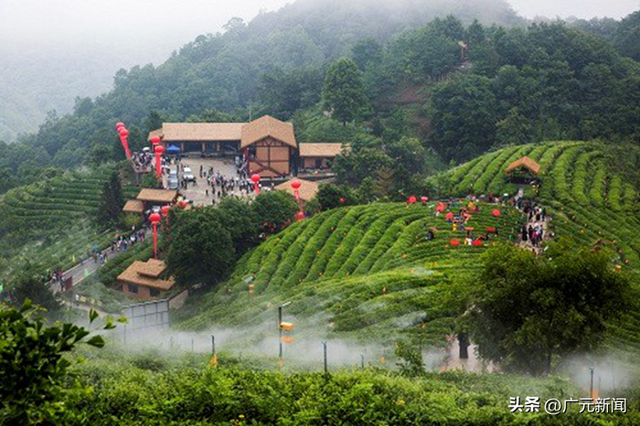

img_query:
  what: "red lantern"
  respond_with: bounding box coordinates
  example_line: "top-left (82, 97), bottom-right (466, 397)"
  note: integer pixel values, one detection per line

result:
top-left (472, 239), bottom-right (483, 247)
top-left (117, 127), bottom-right (132, 159)
top-left (450, 239), bottom-right (460, 246)
top-left (421, 196), bottom-right (429, 203)
top-left (150, 212), bottom-right (162, 259)
top-left (151, 136), bottom-right (161, 146)
top-left (154, 145), bottom-right (165, 179)
top-left (251, 174), bottom-right (261, 195)
top-left (445, 212), bottom-right (454, 221)
top-left (116, 122), bottom-right (125, 129)
top-left (436, 203), bottom-right (446, 212)
top-left (407, 196), bottom-right (417, 205)
top-left (177, 200), bottom-right (187, 209)
top-left (294, 211), bottom-right (305, 222)
top-left (339, 197), bottom-right (346, 204)
top-left (492, 209), bottom-right (501, 217)
top-left (291, 180), bottom-right (301, 201)
top-left (161, 206), bottom-right (170, 216)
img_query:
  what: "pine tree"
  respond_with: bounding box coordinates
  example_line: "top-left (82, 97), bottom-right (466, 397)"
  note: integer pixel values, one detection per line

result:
top-left (97, 172), bottom-right (125, 227)
top-left (323, 58), bottom-right (368, 126)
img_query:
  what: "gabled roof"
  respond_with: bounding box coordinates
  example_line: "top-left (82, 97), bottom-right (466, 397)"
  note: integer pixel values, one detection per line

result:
top-left (117, 259), bottom-right (175, 291)
top-left (505, 156), bottom-right (541, 175)
top-left (274, 178), bottom-right (319, 202)
top-left (123, 199), bottom-right (145, 214)
top-left (299, 143), bottom-right (347, 158)
top-left (137, 189), bottom-right (178, 204)
top-left (241, 116), bottom-right (296, 149)
top-left (149, 123), bottom-right (245, 142)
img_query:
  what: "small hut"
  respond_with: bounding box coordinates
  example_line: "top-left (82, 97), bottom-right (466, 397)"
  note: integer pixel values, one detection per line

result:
top-left (117, 259), bottom-right (175, 299)
top-left (122, 199), bottom-right (145, 215)
top-left (505, 156), bottom-right (541, 184)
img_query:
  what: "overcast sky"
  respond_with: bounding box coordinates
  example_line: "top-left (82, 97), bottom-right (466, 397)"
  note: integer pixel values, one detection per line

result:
top-left (1, 1), bottom-right (637, 51)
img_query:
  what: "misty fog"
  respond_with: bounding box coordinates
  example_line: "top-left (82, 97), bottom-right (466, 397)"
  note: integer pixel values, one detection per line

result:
top-left (0, 0), bottom-right (636, 142)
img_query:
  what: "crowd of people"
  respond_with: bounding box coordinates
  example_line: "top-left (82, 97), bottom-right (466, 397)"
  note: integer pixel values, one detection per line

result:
top-left (513, 191), bottom-right (550, 252)
top-left (131, 150), bottom-right (153, 172)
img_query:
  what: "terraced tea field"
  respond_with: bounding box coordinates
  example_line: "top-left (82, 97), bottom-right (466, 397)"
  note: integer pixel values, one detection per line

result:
top-left (0, 170), bottom-right (140, 282)
top-left (427, 141), bottom-right (640, 355)
top-left (179, 201), bottom-right (522, 344)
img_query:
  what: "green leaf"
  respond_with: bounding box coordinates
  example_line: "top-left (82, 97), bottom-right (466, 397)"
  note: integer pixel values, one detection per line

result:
top-left (89, 309), bottom-right (99, 323)
top-left (86, 335), bottom-right (105, 348)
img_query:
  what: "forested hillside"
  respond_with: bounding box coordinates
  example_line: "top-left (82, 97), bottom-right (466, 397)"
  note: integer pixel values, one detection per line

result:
top-left (2, 0), bottom-right (637, 196)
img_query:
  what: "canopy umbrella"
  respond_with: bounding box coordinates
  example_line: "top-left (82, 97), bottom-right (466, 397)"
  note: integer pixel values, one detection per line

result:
top-left (166, 145), bottom-right (181, 154)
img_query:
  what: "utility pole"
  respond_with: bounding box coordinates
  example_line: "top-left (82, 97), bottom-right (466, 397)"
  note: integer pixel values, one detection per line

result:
top-left (211, 335), bottom-right (215, 355)
top-left (590, 367), bottom-right (595, 400)
top-left (323, 342), bottom-right (328, 374)
top-left (361, 354), bottom-right (364, 369)
top-left (278, 302), bottom-right (291, 362)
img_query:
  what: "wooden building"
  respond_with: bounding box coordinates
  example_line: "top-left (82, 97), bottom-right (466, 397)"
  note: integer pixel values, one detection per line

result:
top-left (117, 259), bottom-right (175, 300)
top-left (505, 156), bottom-right (541, 184)
top-left (149, 115), bottom-right (297, 178)
top-left (298, 143), bottom-right (345, 170)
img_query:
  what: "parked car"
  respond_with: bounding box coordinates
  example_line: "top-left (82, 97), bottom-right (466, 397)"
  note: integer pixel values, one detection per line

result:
top-left (183, 167), bottom-right (195, 182)
top-left (167, 178), bottom-right (179, 190)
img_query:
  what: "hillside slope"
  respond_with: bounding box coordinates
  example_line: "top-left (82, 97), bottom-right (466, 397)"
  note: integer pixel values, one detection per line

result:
top-left (427, 141), bottom-right (639, 355)
top-left (180, 141), bottom-right (638, 357)
top-left (179, 201), bottom-right (521, 345)
top-left (0, 169), bottom-right (139, 282)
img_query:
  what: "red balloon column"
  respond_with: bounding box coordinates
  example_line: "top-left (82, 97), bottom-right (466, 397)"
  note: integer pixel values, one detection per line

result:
top-left (492, 209), bottom-right (501, 217)
top-left (291, 180), bottom-right (304, 221)
top-left (150, 136), bottom-right (161, 147)
top-left (154, 145), bottom-right (165, 180)
top-left (291, 180), bottom-right (301, 201)
top-left (150, 212), bottom-right (161, 259)
top-left (117, 126), bottom-right (132, 159)
top-left (251, 174), bottom-right (261, 195)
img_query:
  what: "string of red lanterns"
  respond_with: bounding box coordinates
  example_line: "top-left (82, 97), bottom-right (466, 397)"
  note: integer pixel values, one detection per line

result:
top-left (291, 180), bottom-right (304, 221)
top-left (116, 123), bottom-right (132, 159)
top-left (154, 145), bottom-right (165, 180)
top-left (149, 212), bottom-right (161, 259)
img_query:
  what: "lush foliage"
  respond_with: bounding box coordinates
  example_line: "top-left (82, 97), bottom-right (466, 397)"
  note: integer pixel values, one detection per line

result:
top-left (0, 168), bottom-right (139, 286)
top-left (252, 190), bottom-right (299, 234)
top-left (166, 208), bottom-right (236, 288)
top-left (466, 242), bottom-right (631, 375)
top-left (178, 201), bottom-right (522, 347)
top-left (427, 141), bottom-right (640, 357)
top-left (0, 302), bottom-right (108, 425)
top-left (97, 171), bottom-right (125, 227)
top-left (323, 58), bottom-right (369, 125)
top-left (59, 346), bottom-right (636, 425)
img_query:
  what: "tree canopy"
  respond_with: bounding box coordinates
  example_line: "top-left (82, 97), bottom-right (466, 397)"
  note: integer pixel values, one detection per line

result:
top-left (466, 241), bottom-right (631, 376)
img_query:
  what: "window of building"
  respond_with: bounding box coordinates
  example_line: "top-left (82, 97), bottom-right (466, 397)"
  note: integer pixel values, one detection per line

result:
top-left (150, 289), bottom-right (160, 297)
top-left (128, 284), bottom-right (138, 294)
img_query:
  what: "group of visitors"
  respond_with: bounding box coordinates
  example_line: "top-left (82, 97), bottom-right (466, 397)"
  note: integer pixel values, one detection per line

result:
top-left (513, 192), bottom-right (549, 252)
top-left (109, 229), bottom-right (147, 256)
top-left (132, 150), bottom-right (153, 171)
